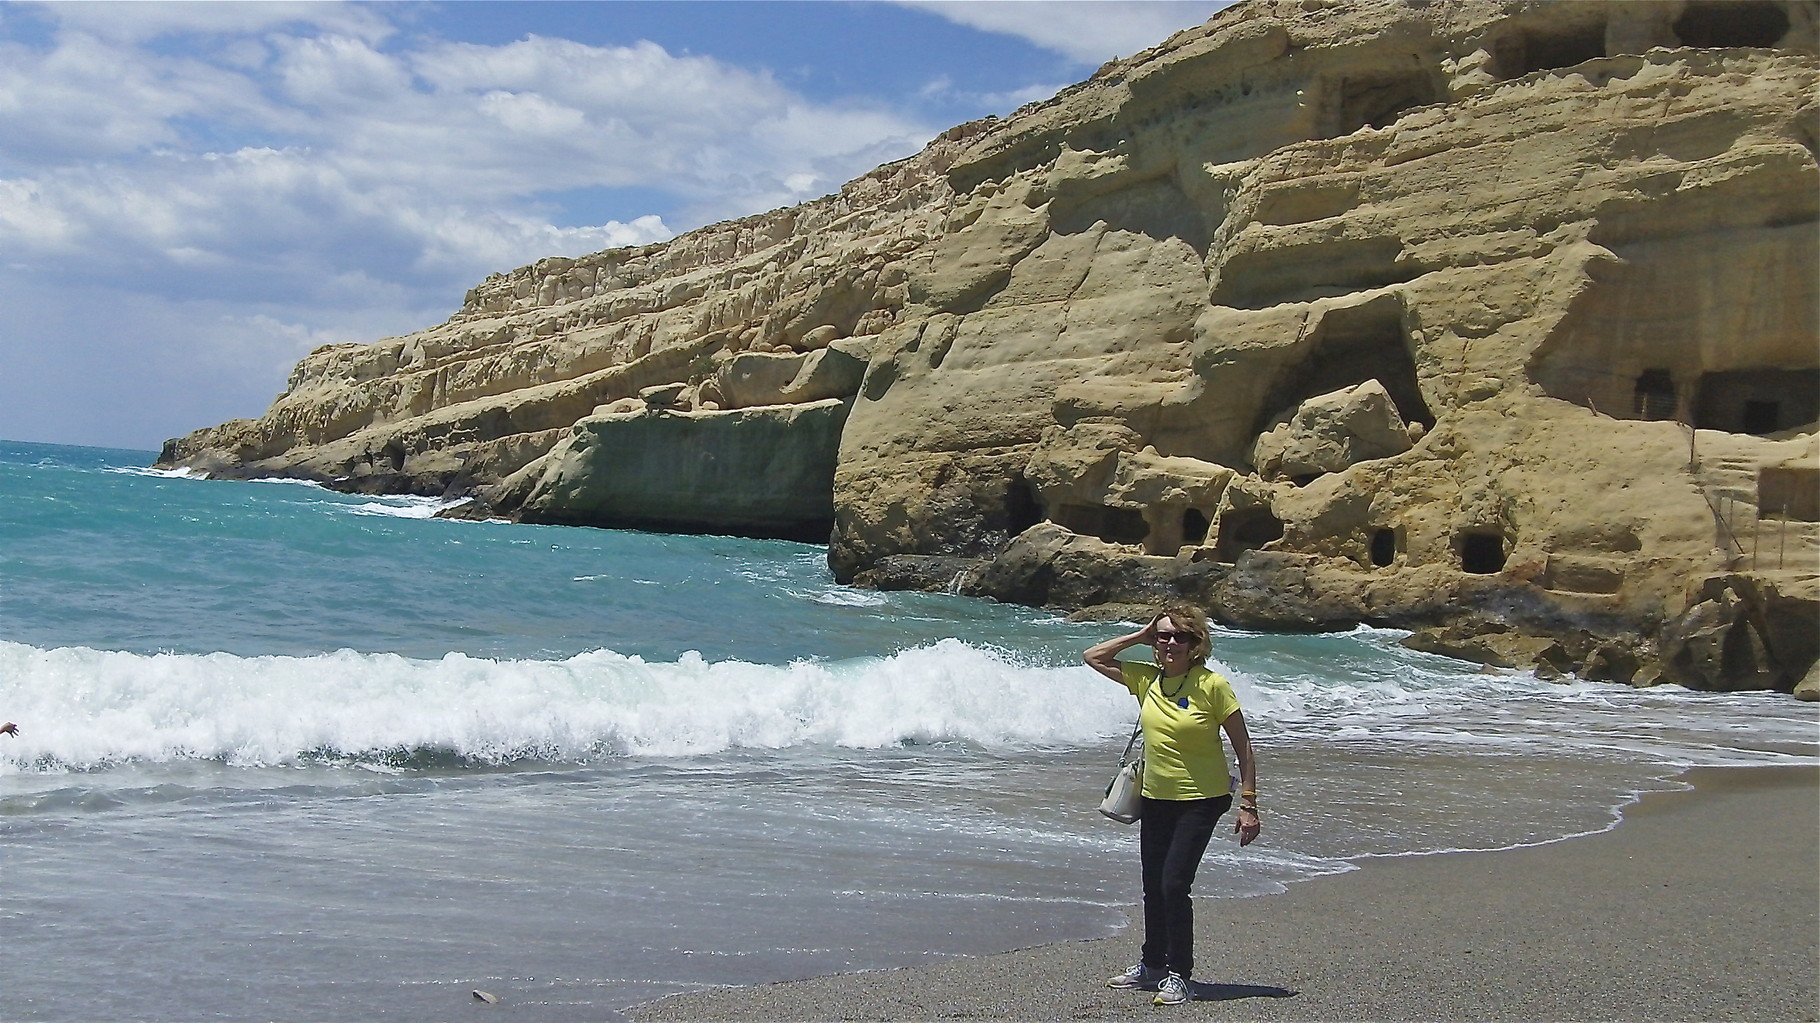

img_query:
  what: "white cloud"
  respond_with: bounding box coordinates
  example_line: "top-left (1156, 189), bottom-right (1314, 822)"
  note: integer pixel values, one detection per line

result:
top-left (28, 1), bottom-right (394, 45)
top-left (0, 32), bottom-right (256, 163)
top-left (918, 74), bottom-right (1066, 115)
top-left (407, 210), bottom-right (673, 281)
top-left (476, 89), bottom-right (587, 135)
top-left (901, 1), bottom-right (1234, 65)
top-left (0, 178), bottom-right (71, 250)
top-left (385, 34), bottom-right (933, 205)
top-left (0, 14), bottom-right (939, 302)
top-left (206, 312), bottom-right (365, 378)
top-left (0, 5), bottom-right (960, 446)
top-left (0, 145), bottom-right (675, 309)
top-left (272, 32), bottom-right (415, 107)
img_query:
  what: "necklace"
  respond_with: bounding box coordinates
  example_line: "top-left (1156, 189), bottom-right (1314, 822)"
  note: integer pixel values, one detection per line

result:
top-left (1159, 669), bottom-right (1192, 708)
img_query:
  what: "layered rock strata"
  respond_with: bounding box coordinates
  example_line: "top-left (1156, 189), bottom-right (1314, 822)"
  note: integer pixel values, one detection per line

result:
top-left (160, 0), bottom-right (1820, 694)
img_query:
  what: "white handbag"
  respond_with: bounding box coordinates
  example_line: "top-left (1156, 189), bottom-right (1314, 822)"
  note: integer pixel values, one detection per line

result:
top-left (1098, 719), bottom-right (1145, 824)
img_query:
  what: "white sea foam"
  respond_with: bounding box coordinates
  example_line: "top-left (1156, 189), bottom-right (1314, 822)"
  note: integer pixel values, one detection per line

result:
top-left (104, 465), bottom-right (204, 479)
top-left (1, 637), bottom-right (1809, 776)
top-left (0, 639), bottom-right (1130, 772)
top-left (805, 588), bottom-right (889, 607)
top-left (104, 467), bottom-right (461, 516)
top-left (339, 495), bottom-right (469, 518)
top-left (246, 476), bottom-right (330, 488)
top-left (1239, 659), bottom-right (1816, 765)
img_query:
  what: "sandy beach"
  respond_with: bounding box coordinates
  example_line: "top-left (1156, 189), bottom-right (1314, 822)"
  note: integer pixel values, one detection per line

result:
top-left (629, 764), bottom-right (1818, 1022)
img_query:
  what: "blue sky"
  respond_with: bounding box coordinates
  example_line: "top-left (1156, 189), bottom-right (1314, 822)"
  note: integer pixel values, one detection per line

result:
top-left (0, 1), bottom-right (1230, 450)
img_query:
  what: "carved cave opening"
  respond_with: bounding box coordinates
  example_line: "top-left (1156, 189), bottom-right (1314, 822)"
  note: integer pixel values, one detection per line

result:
top-left (1694, 369), bottom-right (1820, 435)
top-left (1331, 70), bottom-right (1442, 137)
top-left (1369, 527), bottom-right (1398, 568)
top-left (1674, 2), bottom-right (1790, 49)
top-left (1632, 368), bottom-right (1679, 421)
top-left (1005, 478), bottom-right (1043, 537)
top-left (1760, 466), bottom-right (1820, 522)
top-left (1056, 503), bottom-right (1149, 547)
top-left (375, 440), bottom-right (407, 473)
top-left (1743, 400), bottom-right (1781, 435)
top-left (1528, 213), bottom-right (1818, 425)
top-left (1456, 529), bottom-right (1507, 575)
top-left (1214, 507), bottom-right (1284, 563)
top-left (1183, 507), bottom-right (1212, 547)
top-left (1490, 20), bottom-right (1605, 79)
top-left (1249, 295), bottom-right (1434, 443)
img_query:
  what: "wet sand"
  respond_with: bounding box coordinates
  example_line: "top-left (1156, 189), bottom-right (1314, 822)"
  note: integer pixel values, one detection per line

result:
top-left (628, 765), bottom-right (1818, 1022)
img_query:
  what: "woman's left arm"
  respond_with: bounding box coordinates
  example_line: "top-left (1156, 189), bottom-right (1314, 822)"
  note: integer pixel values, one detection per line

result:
top-left (1222, 709), bottom-right (1261, 846)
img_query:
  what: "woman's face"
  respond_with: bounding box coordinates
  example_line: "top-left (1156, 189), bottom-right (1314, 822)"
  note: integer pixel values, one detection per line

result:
top-left (1152, 615), bottom-right (1197, 673)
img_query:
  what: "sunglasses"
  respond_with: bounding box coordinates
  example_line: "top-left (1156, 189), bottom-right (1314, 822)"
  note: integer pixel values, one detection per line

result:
top-left (1153, 631), bottom-right (1200, 645)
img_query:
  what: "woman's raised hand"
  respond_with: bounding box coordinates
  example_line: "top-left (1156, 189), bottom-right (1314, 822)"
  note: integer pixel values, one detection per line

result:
top-left (1137, 615), bottom-right (1162, 645)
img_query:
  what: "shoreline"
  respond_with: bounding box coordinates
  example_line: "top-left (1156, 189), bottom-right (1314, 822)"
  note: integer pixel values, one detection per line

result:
top-left (628, 764), bottom-right (1819, 1022)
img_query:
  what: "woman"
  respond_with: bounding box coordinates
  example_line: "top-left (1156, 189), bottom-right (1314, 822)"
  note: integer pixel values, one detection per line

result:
top-left (1084, 603), bottom-right (1259, 1006)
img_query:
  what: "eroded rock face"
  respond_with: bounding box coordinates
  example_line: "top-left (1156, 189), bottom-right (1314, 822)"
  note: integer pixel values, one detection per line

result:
top-left (1658, 573), bottom-right (1820, 692)
top-left (503, 400), bottom-right (849, 542)
top-left (159, 0), bottom-right (1820, 692)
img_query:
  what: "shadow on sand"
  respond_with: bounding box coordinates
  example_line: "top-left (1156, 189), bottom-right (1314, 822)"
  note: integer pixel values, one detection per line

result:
top-left (1191, 980), bottom-right (1298, 1002)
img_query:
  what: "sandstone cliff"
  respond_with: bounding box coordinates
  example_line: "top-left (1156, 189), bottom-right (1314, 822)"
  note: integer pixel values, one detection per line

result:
top-left (160, 0), bottom-right (1820, 695)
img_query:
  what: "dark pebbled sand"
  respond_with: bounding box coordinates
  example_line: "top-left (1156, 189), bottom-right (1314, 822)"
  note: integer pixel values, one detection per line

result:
top-left (628, 765), bottom-right (1818, 1022)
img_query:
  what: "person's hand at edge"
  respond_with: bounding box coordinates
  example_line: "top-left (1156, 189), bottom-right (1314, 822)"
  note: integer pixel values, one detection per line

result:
top-left (1235, 806), bottom-right (1260, 846)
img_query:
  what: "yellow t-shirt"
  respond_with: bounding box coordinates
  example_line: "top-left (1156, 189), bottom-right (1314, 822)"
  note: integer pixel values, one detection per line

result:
top-left (1120, 660), bottom-right (1241, 801)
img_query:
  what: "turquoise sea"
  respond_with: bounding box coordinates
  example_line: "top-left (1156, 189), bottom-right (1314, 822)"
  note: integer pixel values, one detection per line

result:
top-left (2, 439), bottom-right (1814, 1021)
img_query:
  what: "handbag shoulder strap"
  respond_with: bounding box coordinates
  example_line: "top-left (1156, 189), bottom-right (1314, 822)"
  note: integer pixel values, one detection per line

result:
top-left (1118, 671), bottom-right (1151, 766)
top-left (1117, 718), bottom-right (1143, 766)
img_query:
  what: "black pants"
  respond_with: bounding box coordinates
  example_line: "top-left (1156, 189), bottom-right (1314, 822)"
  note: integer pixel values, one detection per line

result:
top-left (1138, 794), bottom-right (1231, 979)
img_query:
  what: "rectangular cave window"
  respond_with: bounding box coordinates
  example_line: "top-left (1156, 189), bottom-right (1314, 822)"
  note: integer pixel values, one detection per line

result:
top-left (1457, 530), bottom-right (1507, 575)
top-left (1369, 527), bottom-right (1397, 568)
top-left (1759, 466), bottom-right (1820, 522)
top-left (1632, 369), bottom-right (1677, 421)
top-left (1491, 22), bottom-right (1605, 79)
top-left (1694, 369), bottom-right (1819, 435)
top-left (1055, 503), bottom-right (1149, 547)
top-left (1742, 400), bottom-right (1781, 436)
top-left (1214, 507), bottom-right (1284, 563)
top-left (1674, 1), bottom-right (1789, 48)
top-left (1332, 70), bottom-right (1441, 136)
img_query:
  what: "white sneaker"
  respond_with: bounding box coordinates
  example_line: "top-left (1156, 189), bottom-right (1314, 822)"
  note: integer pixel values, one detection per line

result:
top-left (1106, 962), bottom-right (1166, 990)
top-left (1152, 972), bottom-right (1190, 1006)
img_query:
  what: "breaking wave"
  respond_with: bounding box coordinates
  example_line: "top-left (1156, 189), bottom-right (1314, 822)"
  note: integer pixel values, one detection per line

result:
top-left (0, 639), bottom-right (1128, 772)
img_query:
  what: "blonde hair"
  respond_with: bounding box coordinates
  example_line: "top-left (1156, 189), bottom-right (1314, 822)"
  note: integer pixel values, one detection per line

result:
top-left (1155, 602), bottom-right (1212, 663)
